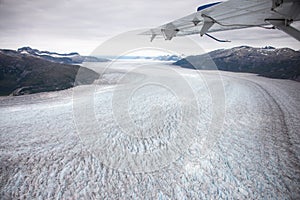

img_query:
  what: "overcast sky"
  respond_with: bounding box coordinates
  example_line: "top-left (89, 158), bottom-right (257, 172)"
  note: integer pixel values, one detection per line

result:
top-left (0, 0), bottom-right (299, 55)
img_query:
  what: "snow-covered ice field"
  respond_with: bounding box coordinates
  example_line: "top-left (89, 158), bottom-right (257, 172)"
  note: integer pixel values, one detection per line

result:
top-left (0, 61), bottom-right (299, 199)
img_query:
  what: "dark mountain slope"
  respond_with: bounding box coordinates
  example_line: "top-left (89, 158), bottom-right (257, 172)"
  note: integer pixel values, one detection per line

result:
top-left (174, 46), bottom-right (300, 80)
top-left (0, 49), bottom-right (99, 96)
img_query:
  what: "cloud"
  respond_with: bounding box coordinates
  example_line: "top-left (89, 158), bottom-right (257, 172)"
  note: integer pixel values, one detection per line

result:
top-left (0, 0), bottom-right (299, 54)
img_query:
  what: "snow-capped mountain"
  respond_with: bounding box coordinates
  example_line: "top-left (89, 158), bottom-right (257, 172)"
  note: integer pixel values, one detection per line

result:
top-left (153, 55), bottom-right (181, 61)
top-left (18, 46), bottom-right (80, 57)
top-left (107, 54), bottom-right (181, 61)
top-left (17, 47), bottom-right (109, 64)
top-left (174, 46), bottom-right (300, 80)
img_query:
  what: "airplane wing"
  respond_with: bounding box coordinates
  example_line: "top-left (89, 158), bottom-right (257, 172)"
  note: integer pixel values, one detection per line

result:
top-left (142, 0), bottom-right (300, 42)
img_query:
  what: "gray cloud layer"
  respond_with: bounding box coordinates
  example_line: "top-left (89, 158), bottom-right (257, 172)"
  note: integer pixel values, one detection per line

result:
top-left (0, 0), bottom-right (299, 54)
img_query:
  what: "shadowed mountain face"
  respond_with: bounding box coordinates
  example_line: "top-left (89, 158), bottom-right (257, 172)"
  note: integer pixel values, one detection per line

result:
top-left (174, 46), bottom-right (300, 80)
top-left (17, 47), bottom-right (109, 64)
top-left (0, 49), bottom-right (99, 96)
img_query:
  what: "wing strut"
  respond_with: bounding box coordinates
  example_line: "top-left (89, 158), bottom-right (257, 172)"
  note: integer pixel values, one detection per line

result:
top-left (205, 33), bottom-right (231, 42)
top-left (161, 23), bottom-right (179, 40)
top-left (200, 15), bottom-right (214, 36)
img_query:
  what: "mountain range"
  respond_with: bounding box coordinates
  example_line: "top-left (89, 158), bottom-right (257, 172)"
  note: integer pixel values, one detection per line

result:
top-left (174, 46), bottom-right (300, 81)
top-left (1, 46), bottom-right (299, 96)
top-left (108, 55), bottom-right (181, 61)
top-left (0, 49), bottom-right (99, 96)
top-left (17, 47), bottom-right (109, 64)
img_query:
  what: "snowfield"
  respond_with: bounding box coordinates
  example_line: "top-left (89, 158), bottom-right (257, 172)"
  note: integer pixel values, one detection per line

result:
top-left (0, 62), bottom-right (299, 199)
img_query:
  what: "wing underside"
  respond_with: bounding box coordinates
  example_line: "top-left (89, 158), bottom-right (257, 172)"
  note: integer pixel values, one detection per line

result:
top-left (143, 0), bottom-right (300, 41)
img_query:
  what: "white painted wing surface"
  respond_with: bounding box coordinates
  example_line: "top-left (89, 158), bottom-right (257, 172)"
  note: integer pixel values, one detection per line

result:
top-left (143, 0), bottom-right (300, 41)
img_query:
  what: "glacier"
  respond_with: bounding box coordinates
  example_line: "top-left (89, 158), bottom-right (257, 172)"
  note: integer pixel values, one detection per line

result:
top-left (0, 61), bottom-right (299, 199)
